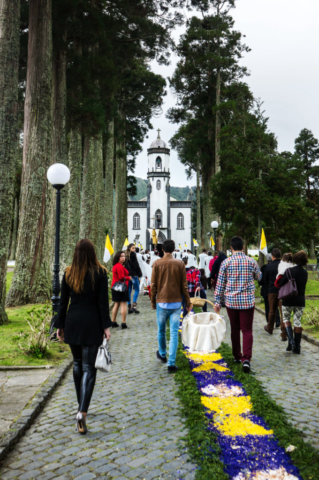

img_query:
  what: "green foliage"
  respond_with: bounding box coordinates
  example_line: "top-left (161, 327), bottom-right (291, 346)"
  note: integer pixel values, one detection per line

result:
top-left (219, 343), bottom-right (319, 480)
top-left (303, 305), bottom-right (319, 329)
top-left (175, 338), bottom-right (229, 479)
top-left (130, 177), bottom-right (196, 201)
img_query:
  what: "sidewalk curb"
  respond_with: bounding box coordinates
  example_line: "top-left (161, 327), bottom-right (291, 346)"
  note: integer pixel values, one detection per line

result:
top-left (255, 306), bottom-right (319, 348)
top-left (0, 355), bottom-right (73, 463)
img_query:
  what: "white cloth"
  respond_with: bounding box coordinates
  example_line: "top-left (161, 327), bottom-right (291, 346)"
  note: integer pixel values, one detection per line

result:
top-left (204, 256), bottom-right (212, 278)
top-left (182, 312), bottom-right (226, 352)
top-left (150, 255), bottom-right (160, 267)
top-left (198, 253), bottom-right (208, 269)
top-left (173, 251), bottom-right (182, 260)
top-left (187, 253), bottom-right (198, 268)
top-left (276, 261), bottom-right (295, 278)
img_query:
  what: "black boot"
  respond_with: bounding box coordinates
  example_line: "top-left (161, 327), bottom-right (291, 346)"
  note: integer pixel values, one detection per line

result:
top-left (285, 323), bottom-right (295, 351)
top-left (128, 305), bottom-right (134, 314)
top-left (132, 303), bottom-right (140, 314)
top-left (293, 327), bottom-right (302, 354)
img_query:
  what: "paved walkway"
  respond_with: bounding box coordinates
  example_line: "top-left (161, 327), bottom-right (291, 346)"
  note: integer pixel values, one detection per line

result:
top-left (210, 290), bottom-right (319, 450)
top-left (0, 368), bottom-right (55, 436)
top-left (0, 294), bottom-right (196, 480)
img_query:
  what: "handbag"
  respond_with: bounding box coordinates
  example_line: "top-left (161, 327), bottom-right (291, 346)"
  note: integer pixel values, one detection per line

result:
top-left (95, 338), bottom-right (112, 373)
top-left (190, 289), bottom-right (216, 308)
top-left (278, 268), bottom-right (298, 300)
top-left (112, 276), bottom-right (127, 292)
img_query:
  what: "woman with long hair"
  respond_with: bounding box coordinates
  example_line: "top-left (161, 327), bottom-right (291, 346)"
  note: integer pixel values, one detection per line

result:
top-left (55, 239), bottom-right (111, 434)
top-left (112, 251), bottom-right (131, 328)
top-left (125, 243), bottom-right (142, 314)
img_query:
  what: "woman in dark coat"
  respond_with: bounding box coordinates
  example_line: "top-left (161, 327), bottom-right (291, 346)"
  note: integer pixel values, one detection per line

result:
top-left (55, 239), bottom-right (112, 434)
top-left (125, 243), bottom-right (142, 314)
top-left (279, 250), bottom-right (308, 354)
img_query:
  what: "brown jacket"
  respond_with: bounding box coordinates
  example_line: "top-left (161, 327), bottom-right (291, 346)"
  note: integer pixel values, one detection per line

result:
top-left (151, 254), bottom-right (191, 309)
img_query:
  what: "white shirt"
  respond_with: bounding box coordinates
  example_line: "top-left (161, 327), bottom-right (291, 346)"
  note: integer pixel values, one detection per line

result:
top-left (187, 253), bottom-right (198, 268)
top-left (198, 253), bottom-right (208, 269)
top-left (204, 256), bottom-right (212, 278)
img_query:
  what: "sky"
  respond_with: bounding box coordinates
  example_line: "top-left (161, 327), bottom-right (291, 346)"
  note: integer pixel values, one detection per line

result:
top-left (134, 0), bottom-right (319, 187)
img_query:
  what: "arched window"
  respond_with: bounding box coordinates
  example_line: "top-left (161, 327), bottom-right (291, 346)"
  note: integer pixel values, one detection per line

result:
top-left (156, 156), bottom-right (162, 170)
top-left (156, 179), bottom-right (161, 190)
top-left (155, 209), bottom-right (162, 228)
top-left (177, 212), bottom-right (184, 229)
top-left (133, 212), bottom-right (140, 230)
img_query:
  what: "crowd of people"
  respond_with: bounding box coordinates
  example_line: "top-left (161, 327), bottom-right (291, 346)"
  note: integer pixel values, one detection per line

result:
top-left (55, 236), bottom-right (309, 434)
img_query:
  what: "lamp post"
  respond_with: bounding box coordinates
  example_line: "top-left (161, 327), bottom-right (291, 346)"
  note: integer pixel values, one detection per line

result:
top-left (211, 221), bottom-right (219, 250)
top-left (47, 163), bottom-right (70, 320)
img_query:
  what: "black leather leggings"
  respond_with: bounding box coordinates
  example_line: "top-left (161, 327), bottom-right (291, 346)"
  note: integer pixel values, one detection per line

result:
top-left (69, 345), bottom-right (99, 413)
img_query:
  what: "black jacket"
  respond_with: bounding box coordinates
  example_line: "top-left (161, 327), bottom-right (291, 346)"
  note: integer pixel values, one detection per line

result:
top-left (279, 265), bottom-right (308, 307)
top-left (264, 259), bottom-right (281, 294)
top-left (210, 254), bottom-right (227, 281)
top-left (258, 263), bottom-right (270, 297)
top-left (55, 268), bottom-right (112, 345)
top-left (126, 251), bottom-right (142, 278)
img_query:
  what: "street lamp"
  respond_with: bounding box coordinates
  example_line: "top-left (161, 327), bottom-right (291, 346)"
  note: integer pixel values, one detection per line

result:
top-left (47, 163), bottom-right (70, 320)
top-left (211, 221), bottom-right (219, 249)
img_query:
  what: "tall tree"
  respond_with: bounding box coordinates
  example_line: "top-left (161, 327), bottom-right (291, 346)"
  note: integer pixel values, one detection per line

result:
top-left (0, 0), bottom-right (20, 323)
top-left (294, 128), bottom-right (319, 258)
top-left (7, 0), bottom-right (53, 307)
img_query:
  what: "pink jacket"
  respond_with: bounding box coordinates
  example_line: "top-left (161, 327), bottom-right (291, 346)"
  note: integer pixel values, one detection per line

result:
top-left (209, 256), bottom-right (218, 272)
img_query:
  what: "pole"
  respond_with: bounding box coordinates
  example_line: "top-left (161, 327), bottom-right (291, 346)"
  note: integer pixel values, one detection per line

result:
top-left (51, 188), bottom-right (61, 315)
top-left (214, 228), bottom-right (217, 250)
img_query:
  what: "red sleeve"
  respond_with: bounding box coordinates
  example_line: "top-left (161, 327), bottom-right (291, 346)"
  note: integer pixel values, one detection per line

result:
top-left (274, 275), bottom-right (282, 288)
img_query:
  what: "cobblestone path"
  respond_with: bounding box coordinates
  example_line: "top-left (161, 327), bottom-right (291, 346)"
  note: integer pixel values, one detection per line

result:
top-left (0, 294), bottom-right (196, 480)
top-left (210, 290), bottom-right (319, 450)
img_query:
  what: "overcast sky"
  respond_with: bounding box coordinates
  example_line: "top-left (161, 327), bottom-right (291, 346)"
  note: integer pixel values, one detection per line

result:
top-left (134, 0), bottom-right (319, 187)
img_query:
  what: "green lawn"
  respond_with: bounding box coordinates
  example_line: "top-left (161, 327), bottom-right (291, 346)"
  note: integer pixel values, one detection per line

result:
top-left (1, 271), bottom-right (69, 366)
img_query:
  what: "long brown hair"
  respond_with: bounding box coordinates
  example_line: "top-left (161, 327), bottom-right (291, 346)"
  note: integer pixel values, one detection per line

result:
top-left (65, 239), bottom-right (106, 294)
top-left (125, 243), bottom-right (135, 261)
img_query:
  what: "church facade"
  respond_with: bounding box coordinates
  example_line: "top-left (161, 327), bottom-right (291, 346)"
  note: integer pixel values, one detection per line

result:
top-left (127, 131), bottom-right (193, 250)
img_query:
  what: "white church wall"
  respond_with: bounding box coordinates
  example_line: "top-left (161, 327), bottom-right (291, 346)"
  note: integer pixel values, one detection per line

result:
top-left (170, 207), bottom-right (192, 250)
top-left (149, 177), bottom-right (168, 228)
top-left (148, 152), bottom-right (170, 172)
top-left (127, 207), bottom-right (147, 249)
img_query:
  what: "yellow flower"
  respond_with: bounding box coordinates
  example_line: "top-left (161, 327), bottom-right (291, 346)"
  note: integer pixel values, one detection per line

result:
top-left (193, 362), bottom-right (229, 373)
top-left (215, 415), bottom-right (273, 437)
top-left (186, 352), bottom-right (222, 363)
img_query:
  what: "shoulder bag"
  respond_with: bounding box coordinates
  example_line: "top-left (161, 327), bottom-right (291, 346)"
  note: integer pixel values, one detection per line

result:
top-left (95, 338), bottom-right (112, 373)
top-left (278, 268), bottom-right (298, 300)
top-left (112, 264), bottom-right (127, 292)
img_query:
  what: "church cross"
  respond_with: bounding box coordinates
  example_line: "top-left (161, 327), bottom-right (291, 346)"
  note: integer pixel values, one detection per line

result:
top-left (157, 128), bottom-right (161, 139)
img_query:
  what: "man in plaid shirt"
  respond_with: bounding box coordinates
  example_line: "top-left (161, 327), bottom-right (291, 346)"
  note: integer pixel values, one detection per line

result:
top-left (214, 236), bottom-right (261, 373)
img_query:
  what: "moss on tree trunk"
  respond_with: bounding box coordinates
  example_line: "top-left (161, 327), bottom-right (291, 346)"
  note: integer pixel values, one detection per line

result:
top-left (80, 136), bottom-right (95, 240)
top-left (6, 0), bottom-right (53, 307)
top-left (114, 112), bottom-right (127, 253)
top-left (9, 197), bottom-right (19, 261)
top-left (67, 127), bottom-right (82, 262)
top-left (0, 0), bottom-right (20, 321)
top-left (104, 119), bottom-right (114, 265)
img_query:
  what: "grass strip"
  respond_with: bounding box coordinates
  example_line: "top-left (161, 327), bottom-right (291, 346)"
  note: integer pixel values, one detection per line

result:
top-left (174, 335), bottom-right (229, 480)
top-left (219, 342), bottom-right (319, 480)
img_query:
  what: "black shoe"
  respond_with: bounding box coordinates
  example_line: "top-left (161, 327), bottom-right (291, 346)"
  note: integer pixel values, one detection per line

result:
top-left (168, 365), bottom-right (178, 373)
top-left (156, 350), bottom-right (167, 363)
top-left (76, 413), bottom-right (87, 435)
top-left (242, 360), bottom-right (250, 373)
top-left (275, 322), bottom-right (280, 328)
top-left (121, 323), bottom-right (128, 329)
top-left (133, 304), bottom-right (140, 314)
top-left (128, 306), bottom-right (133, 314)
top-left (234, 359), bottom-right (241, 364)
top-left (112, 322), bottom-right (119, 328)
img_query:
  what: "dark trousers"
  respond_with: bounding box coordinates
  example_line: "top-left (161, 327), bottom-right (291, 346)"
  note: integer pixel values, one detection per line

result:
top-left (263, 295), bottom-right (280, 325)
top-left (226, 307), bottom-right (254, 362)
top-left (267, 293), bottom-right (286, 338)
top-left (70, 344), bottom-right (99, 413)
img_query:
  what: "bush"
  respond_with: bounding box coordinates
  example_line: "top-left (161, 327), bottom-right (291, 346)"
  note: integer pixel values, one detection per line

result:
top-left (303, 305), bottom-right (319, 329)
top-left (16, 304), bottom-right (56, 358)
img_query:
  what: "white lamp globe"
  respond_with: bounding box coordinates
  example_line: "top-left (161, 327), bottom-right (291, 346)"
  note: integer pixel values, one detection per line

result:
top-left (211, 220), bottom-right (219, 229)
top-left (47, 163), bottom-right (70, 187)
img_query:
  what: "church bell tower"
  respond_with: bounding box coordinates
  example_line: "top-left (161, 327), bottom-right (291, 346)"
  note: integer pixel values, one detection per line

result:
top-left (146, 129), bottom-right (171, 247)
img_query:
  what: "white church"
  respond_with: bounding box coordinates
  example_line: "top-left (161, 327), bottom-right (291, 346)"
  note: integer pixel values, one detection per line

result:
top-left (127, 130), bottom-right (193, 251)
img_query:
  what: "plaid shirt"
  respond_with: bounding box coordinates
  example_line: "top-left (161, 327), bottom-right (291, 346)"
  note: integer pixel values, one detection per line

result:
top-left (186, 268), bottom-right (201, 293)
top-left (214, 252), bottom-right (261, 310)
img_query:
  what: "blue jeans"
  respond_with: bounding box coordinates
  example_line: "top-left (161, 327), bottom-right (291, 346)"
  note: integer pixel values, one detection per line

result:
top-left (128, 276), bottom-right (140, 305)
top-left (156, 305), bottom-right (181, 366)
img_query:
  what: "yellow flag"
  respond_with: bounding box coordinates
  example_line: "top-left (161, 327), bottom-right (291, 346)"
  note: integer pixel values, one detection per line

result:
top-left (210, 236), bottom-right (215, 247)
top-left (179, 244), bottom-right (182, 251)
top-left (184, 242), bottom-right (187, 249)
top-left (103, 235), bottom-right (114, 263)
top-left (193, 239), bottom-right (199, 247)
top-left (260, 228), bottom-right (268, 255)
top-left (124, 238), bottom-right (130, 247)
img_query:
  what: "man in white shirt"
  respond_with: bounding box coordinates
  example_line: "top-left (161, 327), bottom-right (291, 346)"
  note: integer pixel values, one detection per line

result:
top-left (187, 249), bottom-right (198, 268)
top-left (198, 249), bottom-right (208, 269)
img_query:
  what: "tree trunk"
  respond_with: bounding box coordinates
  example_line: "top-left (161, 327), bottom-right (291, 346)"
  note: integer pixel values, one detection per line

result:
top-left (196, 160), bottom-right (202, 248)
top-left (92, 133), bottom-right (104, 260)
top-left (201, 162), bottom-right (214, 250)
top-left (6, 0), bottom-right (53, 307)
top-left (310, 239), bottom-right (315, 260)
top-left (9, 197), bottom-right (19, 261)
top-left (51, 30), bottom-right (68, 271)
top-left (80, 136), bottom-right (95, 240)
top-left (67, 127), bottom-right (82, 262)
top-left (0, 0), bottom-right (20, 322)
top-left (104, 119), bottom-right (114, 261)
top-left (215, 66), bottom-right (221, 175)
top-left (114, 112), bottom-right (127, 253)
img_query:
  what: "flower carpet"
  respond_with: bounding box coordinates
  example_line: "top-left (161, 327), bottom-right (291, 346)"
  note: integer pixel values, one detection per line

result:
top-left (179, 310), bottom-right (301, 480)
